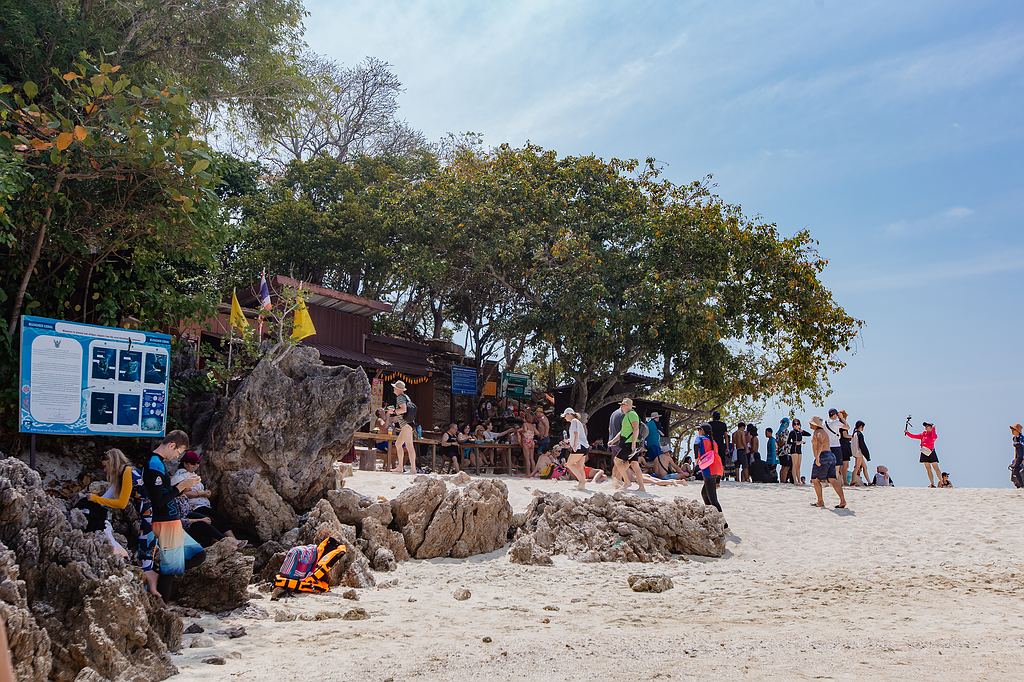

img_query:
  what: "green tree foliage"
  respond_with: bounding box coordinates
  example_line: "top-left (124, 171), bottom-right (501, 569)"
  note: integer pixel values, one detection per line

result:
top-left (0, 0), bottom-right (307, 130)
top-left (230, 153), bottom-right (435, 297)
top-left (397, 144), bottom-right (861, 415)
top-left (0, 57), bottom-right (226, 429)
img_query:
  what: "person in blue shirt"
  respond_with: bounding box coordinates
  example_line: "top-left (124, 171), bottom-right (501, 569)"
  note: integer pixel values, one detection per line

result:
top-left (765, 427), bottom-right (778, 481)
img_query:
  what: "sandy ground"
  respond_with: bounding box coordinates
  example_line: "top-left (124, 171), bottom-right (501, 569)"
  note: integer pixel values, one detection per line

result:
top-left (173, 473), bottom-right (1024, 681)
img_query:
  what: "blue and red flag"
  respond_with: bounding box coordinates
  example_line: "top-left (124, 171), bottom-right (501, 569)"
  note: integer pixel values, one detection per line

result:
top-left (258, 272), bottom-right (272, 310)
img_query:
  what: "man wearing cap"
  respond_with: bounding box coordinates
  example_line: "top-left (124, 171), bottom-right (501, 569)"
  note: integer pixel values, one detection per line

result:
top-left (611, 398), bottom-right (647, 493)
top-left (388, 380), bottom-right (417, 474)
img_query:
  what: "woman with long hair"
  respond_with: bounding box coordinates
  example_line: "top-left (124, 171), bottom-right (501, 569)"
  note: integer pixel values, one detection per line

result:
top-left (695, 424), bottom-right (727, 529)
top-left (519, 411), bottom-right (538, 476)
top-left (389, 380), bottom-right (417, 474)
top-left (88, 448), bottom-right (160, 594)
top-left (561, 407), bottom-right (590, 491)
top-left (905, 421), bottom-right (940, 487)
top-left (850, 420), bottom-right (871, 486)
top-left (787, 419), bottom-right (811, 485)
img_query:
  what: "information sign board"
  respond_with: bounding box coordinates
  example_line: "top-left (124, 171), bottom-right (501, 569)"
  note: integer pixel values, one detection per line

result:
top-left (19, 316), bottom-right (172, 437)
top-left (451, 364), bottom-right (478, 396)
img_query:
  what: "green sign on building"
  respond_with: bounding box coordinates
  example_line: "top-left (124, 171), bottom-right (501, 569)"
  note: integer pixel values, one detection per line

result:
top-left (502, 371), bottom-right (531, 398)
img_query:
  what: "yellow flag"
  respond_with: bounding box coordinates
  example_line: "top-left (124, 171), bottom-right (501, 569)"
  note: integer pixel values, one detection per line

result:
top-left (230, 289), bottom-right (249, 333)
top-left (291, 296), bottom-right (316, 342)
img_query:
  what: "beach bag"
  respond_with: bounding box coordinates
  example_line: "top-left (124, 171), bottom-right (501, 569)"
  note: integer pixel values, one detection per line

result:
top-left (920, 446), bottom-right (932, 457)
top-left (697, 438), bottom-right (716, 471)
top-left (275, 537), bottom-right (347, 594)
top-left (278, 544), bottom-right (319, 580)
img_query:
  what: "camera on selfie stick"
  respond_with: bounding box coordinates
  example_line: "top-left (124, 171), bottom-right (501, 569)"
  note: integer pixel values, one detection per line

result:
top-left (904, 415), bottom-right (912, 433)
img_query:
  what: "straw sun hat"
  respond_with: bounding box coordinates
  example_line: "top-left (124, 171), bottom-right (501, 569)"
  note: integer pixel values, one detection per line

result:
top-left (809, 416), bottom-right (824, 429)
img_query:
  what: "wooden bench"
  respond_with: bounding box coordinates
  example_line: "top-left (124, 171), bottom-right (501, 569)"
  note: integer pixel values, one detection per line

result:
top-left (354, 431), bottom-right (440, 471)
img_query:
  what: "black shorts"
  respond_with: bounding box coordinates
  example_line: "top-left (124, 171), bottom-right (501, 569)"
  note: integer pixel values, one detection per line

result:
top-left (735, 449), bottom-right (749, 468)
top-left (779, 454), bottom-right (792, 467)
top-left (615, 441), bottom-right (642, 462)
top-left (840, 441), bottom-right (853, 462)
top-left (920, 449), bottom-right (939, 463)
top-left (537, 437), bottom-right (552, 454)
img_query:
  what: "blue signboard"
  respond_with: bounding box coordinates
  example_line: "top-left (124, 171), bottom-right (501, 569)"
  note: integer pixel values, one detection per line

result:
top-left (19, 315), bottom-right (172, 437)
top-left (451, 364), bottom-right (478, 396)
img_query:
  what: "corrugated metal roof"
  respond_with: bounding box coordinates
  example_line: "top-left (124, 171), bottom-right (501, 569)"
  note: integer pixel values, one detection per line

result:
top-left (302, 341), bottom-right (431, 376)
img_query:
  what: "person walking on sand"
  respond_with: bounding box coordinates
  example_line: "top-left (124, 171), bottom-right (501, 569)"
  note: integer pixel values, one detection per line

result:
top-left (733, 422), bottom-right (749, 482)
top-left (1009, 424), bottom-right (1023, 489)
top-left (809, 417), bottom-right (847, 509)
top-left (837, 410), bottom-right (854, 486)
top-left (787, 419), bottom-right (811, 484)
top-left (777, 417), bottom-right (792, 484)
top-left (695, 424), bottom-right (727, 529)
top-left (389, 380), bottom-right (417, 473)
top-left (905, 421), bottom-right (940, 487)
top-left (850, 420), bottom-right (871, 486)
top-left (824, 409), bottom-right (845, 486)
top-left (610, 398), bottom-right (647, 493)
top-left (710, 411), bottom-right (730, 466)
top-left (560, 407), bottom-right (591, 490)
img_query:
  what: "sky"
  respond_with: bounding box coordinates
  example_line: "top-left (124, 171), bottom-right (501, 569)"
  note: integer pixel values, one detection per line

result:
top-left (304, 0), bottom-right (1024, 487)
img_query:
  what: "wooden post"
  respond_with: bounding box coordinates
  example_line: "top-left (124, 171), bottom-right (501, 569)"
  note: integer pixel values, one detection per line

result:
top-left (29, 433), bottom-right (37, 470)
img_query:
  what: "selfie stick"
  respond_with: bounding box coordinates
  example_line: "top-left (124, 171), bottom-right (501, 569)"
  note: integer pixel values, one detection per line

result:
top-left (904, 415), bottom-right (912, 433)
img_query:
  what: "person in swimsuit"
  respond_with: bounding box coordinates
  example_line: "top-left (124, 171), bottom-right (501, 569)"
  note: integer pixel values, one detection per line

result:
top-left (519, 412), bottom-right (538, 476)
top-left (905, 421), bottom-right (940, 487)
top-left (389, 380), bottom-right (417, 473)
top-left (787, 419), bottom-right (811, 485)
top-left (809, 416), bottom-right (847, 509)
top-left (732, 422), bottom-right (749, 482)
top-left (439, 423), bottom-right (461, 473)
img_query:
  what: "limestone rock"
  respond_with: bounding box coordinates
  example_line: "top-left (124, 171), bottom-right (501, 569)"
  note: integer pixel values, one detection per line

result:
top-left (453, 588), bottom-right (471, 601)
top-left (327, 488), bottom-right (393, 527)
top-left (371, 547), bottom-right (397, 572)
top-left (0, 458), bottom-right (181, 682)
top-left (176, 539), bottom-right (254, 613)
top-left (360, 516), bottom-right (409, 564)
top-left (251, 540), bottom-right (286, 580)
top-left (450, 471), bottom-right (472, 486)
top-left (392, 479), bottom-right (512, 559)
top-left (294, 500), bottom-right (375, 589)
top-left (510, 492), bottom-right (725, 564)
top-left (343, 607), bottom-right (369, 621)
top-left (628, 574), bottom-right (674, 593)
top-left (203, 344), bottom-right (371, 542)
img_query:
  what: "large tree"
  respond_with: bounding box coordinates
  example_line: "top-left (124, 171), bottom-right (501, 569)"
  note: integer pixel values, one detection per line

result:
top-left (398, 143), bottom-right (860, 415)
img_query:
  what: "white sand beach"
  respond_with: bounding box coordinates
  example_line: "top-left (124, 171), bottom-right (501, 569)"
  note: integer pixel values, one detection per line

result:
top-left (174, 474), bottom-right (1024, 681)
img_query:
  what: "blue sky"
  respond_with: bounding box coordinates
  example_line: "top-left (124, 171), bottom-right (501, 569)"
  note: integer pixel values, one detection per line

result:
top-left (305, 0), bottom-right (1024, 487)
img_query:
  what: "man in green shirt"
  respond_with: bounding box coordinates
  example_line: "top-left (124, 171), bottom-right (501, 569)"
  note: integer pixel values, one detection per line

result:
top-left (608, 397), bottom-right (647, 493)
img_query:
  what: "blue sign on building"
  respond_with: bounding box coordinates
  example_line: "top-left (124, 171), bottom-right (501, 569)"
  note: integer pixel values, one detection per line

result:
top-left (451, 364), bottom-right (478, 396)
top-left (19, 315), bottom-right (172, 437)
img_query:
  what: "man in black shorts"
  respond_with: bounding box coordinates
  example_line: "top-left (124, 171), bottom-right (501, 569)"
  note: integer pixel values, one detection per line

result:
top-left (732, 422), bottom-right (749, 482)
top-left (610, 398), bottom-right (646, 493)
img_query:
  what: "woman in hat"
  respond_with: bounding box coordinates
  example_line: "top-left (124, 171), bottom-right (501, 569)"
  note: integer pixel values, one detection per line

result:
top-left (560, 407), bottom-right (590, 491)
top-left (905, 421), bottom-right (940, 487)
top-left (1010, 424), bottom-right (1023, 488)
top-left (809, 416), bottom-right (847, 508)
top-left (388, 380), bottom-right (417, 474)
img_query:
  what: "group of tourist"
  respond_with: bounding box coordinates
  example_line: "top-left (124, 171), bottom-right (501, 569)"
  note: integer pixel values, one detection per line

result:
top-left (79, 430), bottom-right (242, 599)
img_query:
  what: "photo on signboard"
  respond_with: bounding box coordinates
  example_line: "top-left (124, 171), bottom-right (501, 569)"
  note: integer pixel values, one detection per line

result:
top-left (89, 392), bottom-right (114, 425)
top-left (141, 389), bottom-right (165, 432)
top-left (118, 350), bottom-right (141, 382)
top-left (91, 347), bottom-right (116, 380)
top-left (144, 353), bottom-right (167, 385)
top-left (116, 394), bottom-right (140, 426)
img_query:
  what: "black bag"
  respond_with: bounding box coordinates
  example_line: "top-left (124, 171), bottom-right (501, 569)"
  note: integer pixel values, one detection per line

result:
top-left (73, 498), bottom-right (107, 532)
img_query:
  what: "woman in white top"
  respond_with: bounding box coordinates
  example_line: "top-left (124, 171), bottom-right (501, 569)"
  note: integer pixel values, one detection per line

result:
top-left (561, 407), bottom-right (590, 491)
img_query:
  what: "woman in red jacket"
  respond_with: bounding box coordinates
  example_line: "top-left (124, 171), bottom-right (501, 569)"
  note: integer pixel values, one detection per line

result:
top-left (905, 421), bottom-right (940, 487)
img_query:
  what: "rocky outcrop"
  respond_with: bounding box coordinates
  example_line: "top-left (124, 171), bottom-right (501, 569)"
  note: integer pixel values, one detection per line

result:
top-left (0, 458), bottom-right (181, 681)
top-left (203, 344), bottom-right (371, 542)
top-left (509, 491), bottom-right (726, 565)
top-left (176, 539), bottom-right (254, 613)
top-left (391, 478), bottom-right (512, 559)
top-left (293, 499), bottom-right (375, 588)
top-left (628, 574), bottom-right (674, 592)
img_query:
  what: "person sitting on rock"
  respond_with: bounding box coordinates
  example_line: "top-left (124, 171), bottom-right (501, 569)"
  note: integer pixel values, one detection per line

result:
top-left (87, 447), bottom-right (158, 594)
top-left (171, 451), bottom-right (244, 549)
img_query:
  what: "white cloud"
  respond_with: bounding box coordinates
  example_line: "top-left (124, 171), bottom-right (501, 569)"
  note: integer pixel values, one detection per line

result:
top-left (885, 206), bottom-right (974, 236)
top-left (831, 247), bottom-right (1024, 293)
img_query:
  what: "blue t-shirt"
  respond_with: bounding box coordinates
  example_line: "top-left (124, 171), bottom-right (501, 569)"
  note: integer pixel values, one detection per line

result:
top-left (766, 437), bottom-right (778, 465)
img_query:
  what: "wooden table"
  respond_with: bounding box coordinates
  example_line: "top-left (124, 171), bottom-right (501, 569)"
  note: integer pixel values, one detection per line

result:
top-left (457, 442), bottom-right (522, 476)
top-left (353, 431), bottom-right (440, 471)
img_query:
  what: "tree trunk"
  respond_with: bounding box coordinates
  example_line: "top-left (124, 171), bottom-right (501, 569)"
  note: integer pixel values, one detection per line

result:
top-left (8, 173), bottom-right (64, 333)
